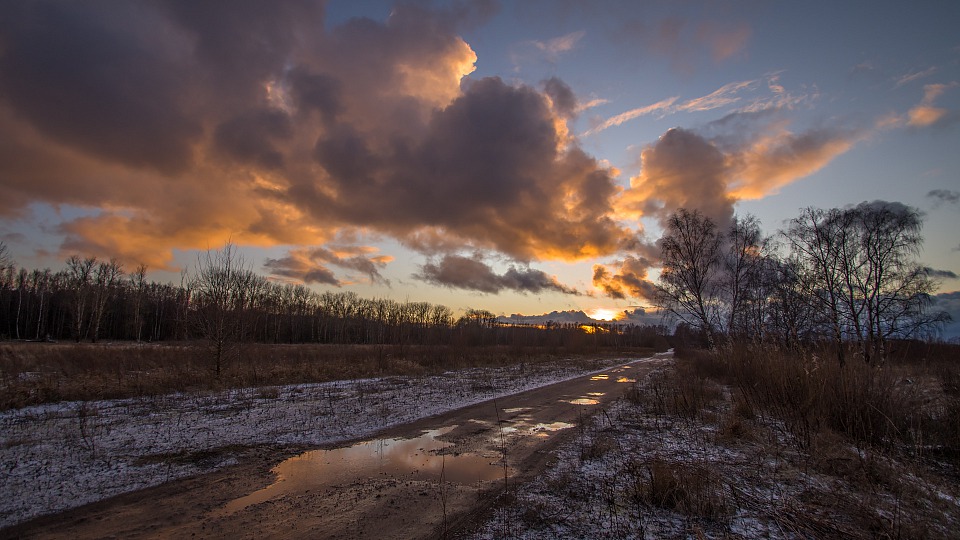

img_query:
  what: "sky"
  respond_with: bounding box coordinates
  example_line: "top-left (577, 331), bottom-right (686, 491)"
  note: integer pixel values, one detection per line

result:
top-left (1, 0), bottom-right (959, 331)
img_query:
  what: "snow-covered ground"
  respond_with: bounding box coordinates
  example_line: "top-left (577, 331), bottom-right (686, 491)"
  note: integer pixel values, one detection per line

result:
top-left (0, 355), bottom-right (646, 528)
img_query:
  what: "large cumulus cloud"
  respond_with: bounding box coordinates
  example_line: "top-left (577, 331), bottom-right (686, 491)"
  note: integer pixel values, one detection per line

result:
top-left (599, 110), bottom-right (864, 301)
top-left (0, 0), bottom-right (630, 286)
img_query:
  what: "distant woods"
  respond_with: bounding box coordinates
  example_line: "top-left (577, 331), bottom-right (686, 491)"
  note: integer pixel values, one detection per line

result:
top-left (0, 242), bottom-right (665, 353)
top-left (655, 202), bottom-right (951, 363)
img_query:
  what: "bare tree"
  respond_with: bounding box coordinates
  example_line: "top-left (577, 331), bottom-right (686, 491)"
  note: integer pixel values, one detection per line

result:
top-left (722, 215), bottom-right (773, 340)
top-left (65, 255), bottom-right (96, 342)
top-left (654, 208), bottom-right (724, 346)
top-left (783, 202), bottom-right (948, 363)
top-left (30, 268), bottom-right (51, 340)
top-left (783, 208), bottom-right (851, 364)
top-left (89, 259), bottom-right (124, 343)
top-left (191, 242), bottom-right (252, 375)
top-left (130, 264), bottom-right (148, 342)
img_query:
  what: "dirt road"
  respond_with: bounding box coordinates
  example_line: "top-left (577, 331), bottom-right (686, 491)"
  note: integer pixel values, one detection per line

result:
top-left (4, 355), bottom-right (668, 539)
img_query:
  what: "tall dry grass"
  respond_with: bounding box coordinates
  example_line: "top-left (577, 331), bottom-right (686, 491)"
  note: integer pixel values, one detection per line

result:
top-left (677, 343), bottom-right (960, 461)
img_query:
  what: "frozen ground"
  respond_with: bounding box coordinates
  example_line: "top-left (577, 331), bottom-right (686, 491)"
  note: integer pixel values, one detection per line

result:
top-left (471, 365), bottom-right (960, 540)
top-left (0, 355), bottom-right (646, 528)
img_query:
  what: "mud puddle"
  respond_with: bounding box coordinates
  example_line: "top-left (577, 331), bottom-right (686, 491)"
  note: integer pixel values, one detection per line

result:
top-left (218, 425), bottom-right (501, 515)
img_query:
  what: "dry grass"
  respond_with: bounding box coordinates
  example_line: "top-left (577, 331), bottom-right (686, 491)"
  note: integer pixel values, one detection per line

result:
top-left (628, 458), bottom-right (730, 519)
top-left (0, 341), bottom-right (655, 409)
top-left (677, 344), bottom-right (958, 455)
top-left (471, 343), bottom-right (960, 539)
top-left (627, 362), bottom-right (723, 422)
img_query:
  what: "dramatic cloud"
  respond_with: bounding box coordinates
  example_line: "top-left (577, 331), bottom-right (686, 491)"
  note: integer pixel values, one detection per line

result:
top-left (0, 1), bottom-right (632, 271)
top-left (619, 127), bottom-right (735, 229)
top-left (619, 110), bottom-right (864, 231)
top-left (264, 246), bottom-right (392, 286)
top-left (416, 254), bottom-right (579, 295)
top-left (602, 110), bottom-right (862, 301)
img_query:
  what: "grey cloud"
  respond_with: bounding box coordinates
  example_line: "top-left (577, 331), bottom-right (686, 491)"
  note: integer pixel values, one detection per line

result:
top-left (927, 189), bottom-right (960, 207)
top-left (300, 76), bottom-right (632, 261)
top-left (0, 1), bottom-right (203, 174)
top-left (287, 67), bottom-right (343, 123)
top-left (160, 0), bottom-right (322, 100)
top-left (214, 109), bottom-right (293, 169)
top-left (416, 254), bottom-right (579, 295)
top-left (264, 245), bottom-right (390, 286)
top-left (924, 267), bottom-right (959, 280)
top-left (543, 77), bottom-right (578, 118)
top-left (265, 257), bottom-right (339, 286)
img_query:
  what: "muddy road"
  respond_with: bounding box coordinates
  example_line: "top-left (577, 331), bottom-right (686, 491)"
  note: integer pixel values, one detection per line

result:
top-left (5, 355), bottom-right (668, 539)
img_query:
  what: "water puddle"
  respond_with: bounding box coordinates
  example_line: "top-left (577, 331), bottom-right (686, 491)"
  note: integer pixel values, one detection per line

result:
top-left (532, 421), bottom-right (574, 432)
top-left (502, 407), bottom-right (531, 414)
top-left (569, 398), bottom-right (599, 405)
top-left (217, 426), bottom-right (503, 515)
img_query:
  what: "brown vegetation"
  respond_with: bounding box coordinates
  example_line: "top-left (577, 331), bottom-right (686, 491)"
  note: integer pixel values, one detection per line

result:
top-left (0, 341), bottom-right (658, 410)
top-left (480, 343), bottom-right (960, 538)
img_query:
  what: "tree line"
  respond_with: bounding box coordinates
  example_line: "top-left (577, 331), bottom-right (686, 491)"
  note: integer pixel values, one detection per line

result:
top-left (654, 201), bottom-right (951, 364)
top-left (0, 242), bottom-right (666, 366)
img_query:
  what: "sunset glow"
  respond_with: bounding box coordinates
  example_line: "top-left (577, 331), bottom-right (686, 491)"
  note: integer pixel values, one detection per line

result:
top-left (587, 308), bottom-right (619, 322)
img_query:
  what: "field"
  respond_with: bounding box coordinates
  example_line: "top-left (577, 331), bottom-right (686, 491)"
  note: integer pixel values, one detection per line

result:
top-left (0, 341), bottom-right (652, 529)
top-left (3, 341), bottom-right (960, 538)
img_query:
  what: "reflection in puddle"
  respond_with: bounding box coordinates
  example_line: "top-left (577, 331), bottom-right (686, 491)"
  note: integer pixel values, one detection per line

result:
top-left (590, 374), bottom-right (610, 381)
top-left (569, 398), bottom-right (600, 405)
top-left (503, 407), bottom-right (531, 414)
top-left (617, 377), bottom-right (637, 383)
top-left (532, 421), bottom-right (574, 432)
top-left (218, 426), bottom-right (503, 515)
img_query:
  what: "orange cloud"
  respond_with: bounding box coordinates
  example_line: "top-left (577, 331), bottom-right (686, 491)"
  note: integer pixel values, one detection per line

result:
top-left (1, 2), bottom-right (635, 272)
top-left (908, 83), bottom-right (957, 127)
top-left (726, 127), bottom-right (860, 199)
top-left (618, 116), bottom-right (864, 229)
top-left (592, 256), bottom-right (658, 301)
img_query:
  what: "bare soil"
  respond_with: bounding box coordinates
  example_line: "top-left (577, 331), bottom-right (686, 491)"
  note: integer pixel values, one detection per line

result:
top-left (2, 357), bottom-right (668, 539)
